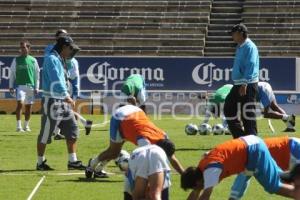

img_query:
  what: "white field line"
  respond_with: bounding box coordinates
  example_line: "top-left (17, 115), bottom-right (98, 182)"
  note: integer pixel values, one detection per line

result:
top-left (26, 175), bottom-right (45, 200)
top-left (0, 172), bottom-right (116, 176)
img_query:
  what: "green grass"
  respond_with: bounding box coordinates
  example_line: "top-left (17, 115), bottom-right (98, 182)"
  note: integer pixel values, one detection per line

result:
top-left (0, 114), bottom-right (298, 199)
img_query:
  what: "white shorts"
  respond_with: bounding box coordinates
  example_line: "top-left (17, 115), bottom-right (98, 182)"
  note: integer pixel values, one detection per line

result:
top-left (16, 85), bottom-right (35, 104)
top-left (124, 145), bottom-right (171, 194)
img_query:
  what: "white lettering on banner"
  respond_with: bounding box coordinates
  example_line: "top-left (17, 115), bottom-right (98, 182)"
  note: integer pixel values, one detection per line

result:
top-left (192, 63), bottom-right (270, 87)
top-left (87, 62), bottom-right (164, 85)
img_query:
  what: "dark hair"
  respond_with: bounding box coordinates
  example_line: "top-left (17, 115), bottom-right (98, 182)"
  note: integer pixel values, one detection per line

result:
top-left (55, 29), bottom-right (68, 37)
top-left (181, 167), bottom-right (203, 190)
top-left (156, 139), bottom-right (175, 157)
top-left (20, 39), bottom-right (31, 48)
top-left (230, 24), bottom-right (248, 39)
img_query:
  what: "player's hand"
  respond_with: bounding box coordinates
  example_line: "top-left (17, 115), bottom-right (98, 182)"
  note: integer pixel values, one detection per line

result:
top-left (65, 96), bottom-right (75, 108)
top-left (239, 85), bottom-right (247, 96)
top-left (9, 88), bottom-right (14, 95)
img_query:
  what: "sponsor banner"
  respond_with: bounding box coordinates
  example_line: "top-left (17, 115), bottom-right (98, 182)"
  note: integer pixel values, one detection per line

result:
top-left (0, 56), bottom-right (296, 91)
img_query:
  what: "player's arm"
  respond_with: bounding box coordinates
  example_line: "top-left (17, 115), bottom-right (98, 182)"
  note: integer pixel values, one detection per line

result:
top-left (187, 188), bottom-right (202, 200)
top-left (169, 154), bottom-right (184, 174)
top-left (9, 58), bottom-right (16, 94)
top-left (34, 58), bottom-right (40, 94)
top-left (199, 187), bottom-right (213, 200)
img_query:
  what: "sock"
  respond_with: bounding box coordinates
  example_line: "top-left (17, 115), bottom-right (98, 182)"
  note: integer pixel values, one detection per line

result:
top-left (17, 120), bottom-right (22, 128)
top-left (69, 153), bottom-right (77, 163)
top-left (95, 160), bottom-right (108, 172)
top-left (90, 157), bottom-right (100, 169)
top-left (282, 114), bottom-right (289, 121)
top-left (53, 127), bottom-right (61, 135)
top-left (24, 120), bottom-right (29, 128)
top-left (37, 156), bottom-right (45, 165)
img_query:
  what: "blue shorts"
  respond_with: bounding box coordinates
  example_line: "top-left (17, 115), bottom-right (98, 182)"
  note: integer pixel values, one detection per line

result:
top-left (246, 138), bottom-right (282, 193)
top-left (289, 138), bottom-right (300, 160)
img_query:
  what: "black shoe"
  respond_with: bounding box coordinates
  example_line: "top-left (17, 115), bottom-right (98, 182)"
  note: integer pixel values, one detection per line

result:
top-left (54, 134), bottom-right (65, 140)
top-left (36, 160), bottom-right (54, 171)
top-left (290, 114), bottom-right (296, 127)
top-left (85, 120), bottom-right (93, 135)
top-left (85, 158), bottom-right (94, 178)
top-left (94, 170), bottom-right (109, 178)
top-left (283, 127), bottom-right (296, 132)
top-left (68, 160), bottom-right (86, 170)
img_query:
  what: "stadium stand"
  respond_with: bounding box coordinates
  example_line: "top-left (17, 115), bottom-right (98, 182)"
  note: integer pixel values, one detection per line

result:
top-left (1, 0), bottom-right (300, 56)
top-left (0, 0), bottom-right (212, 56)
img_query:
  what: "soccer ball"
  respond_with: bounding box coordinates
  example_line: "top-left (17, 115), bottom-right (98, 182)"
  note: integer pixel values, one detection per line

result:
top-left (185, 123), bottom-right (198, 135)
top-left (115, 150), bottom-right (130, 171)
top-left (212, 124), bottom-right (225, 135)
top-left (199, 123), bottom-right (212, 135)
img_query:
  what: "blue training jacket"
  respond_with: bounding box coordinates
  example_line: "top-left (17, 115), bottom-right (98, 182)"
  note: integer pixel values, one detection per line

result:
top-left (42, 50), bottom-right (69, 99)
top-left (232, 38), bottom-right (259, 85)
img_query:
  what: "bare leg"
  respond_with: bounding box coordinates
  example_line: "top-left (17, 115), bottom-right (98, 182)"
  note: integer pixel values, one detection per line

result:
top-left (66, 139), bottom-right (77, 154)
top-left (24, 104), bottom-right (32, 121)
top-left (37, 143), bottom-right (47, 157)
top-left (275, 183), bottom-right (294, 199)
top-left (16, 101), bottom-right (23, 121)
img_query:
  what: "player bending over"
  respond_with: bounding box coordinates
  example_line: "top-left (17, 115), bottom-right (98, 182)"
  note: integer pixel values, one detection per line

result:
top-left (181, 135), bottom-right (296, 200)
top-left (85, 104), bottom-right (184, 178)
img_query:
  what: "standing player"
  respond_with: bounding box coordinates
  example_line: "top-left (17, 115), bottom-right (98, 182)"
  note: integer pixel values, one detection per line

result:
top-left (36, 36), bottom-right (85, 170)
top-left (124, 145), bottom-right (171, 200)
top-left (181, 135), bottom-right (296, 199)
top-left (9, 40), bottom-right (40, 132)
top-left (224, 23), bottom-right (260, 138)
top-left (120, 74), bottom-right (147, 112)
top-left (85, 104), bottom-right (184, 178)
top-left (230, 136), bottom-right (300, 199)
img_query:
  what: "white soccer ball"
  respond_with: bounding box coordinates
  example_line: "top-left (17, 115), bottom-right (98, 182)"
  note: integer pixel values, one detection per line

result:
top-left (212, 124), bottom-right (225, 135)
top-left (115, 150), bottom-right (130, 171)
top-left (199, 123), bottom-right (212, 135)
top-left (185, 123), bottom-right (199, 135)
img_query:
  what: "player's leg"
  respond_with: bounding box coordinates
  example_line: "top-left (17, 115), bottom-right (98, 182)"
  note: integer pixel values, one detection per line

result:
top-left (36, 97), bottom-right (56, 170)
top-left (73, 111), bottom-right (93, 135)
top-left (147, 172), bottom-right (165, 200)
top-left (15, 86), bottom-right (26, 131)
top-left (240, 83), bottom-right (258, 136)
top-left (224, 86), bottom-right (245, 138)
top-left (59, 101), bottom-right (85, 170)
top-left (253, 141), bottom-right (294, 198)
top-left (23, 86), bottom-right (35, 131)
top-left (270, 101), bottom-right (295, 132)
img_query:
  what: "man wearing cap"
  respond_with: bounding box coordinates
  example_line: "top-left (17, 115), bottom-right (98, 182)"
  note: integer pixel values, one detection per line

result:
top-left (224, 23), bottom-right (260, 138)
top-left (36, 36), bottom-right (85, 170)
top-left (120, 74), bottom-right (147, 112)
top-left (85, 104), bottom-right (184, 178)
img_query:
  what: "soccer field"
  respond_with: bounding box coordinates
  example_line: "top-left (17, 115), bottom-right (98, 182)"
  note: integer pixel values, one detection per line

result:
top-left (0, 114), bottom-right (296, 200)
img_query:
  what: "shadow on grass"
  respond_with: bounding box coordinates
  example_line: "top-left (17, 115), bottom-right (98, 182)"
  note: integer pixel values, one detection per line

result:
top-left (176, 147), bottom-right (212, 151)
top-left (0, 169), bottom-right (37, 173)
top-left (58, 177), bottom-right (123, 183)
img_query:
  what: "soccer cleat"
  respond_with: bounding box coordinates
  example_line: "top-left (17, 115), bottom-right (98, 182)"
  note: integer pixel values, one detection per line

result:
top-left (85, 120), bottom-right (93, 135)
top-left (16, 127), bottom-right (25, 132)
top-left (289, 114), bottom-right (296, 127)
top-left (68, 160), bottom-right (86, 170)
top-left (54, 134), bottom-right (65, 140)
top-left (85, 158), bottom-right (94, 178)
top-left (93, 170), bottom-right (109, 178)
top-left (24, 127), bottom-right (31, 132)
top-left (36, 160), bottom-right (54, 171)
top-left (283, 127), bottom-right (296, 132)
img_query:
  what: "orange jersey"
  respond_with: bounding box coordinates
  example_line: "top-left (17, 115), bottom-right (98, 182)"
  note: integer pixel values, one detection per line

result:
top-left (198, 137), bottom-right (248, 181)
top-left (110, 105), bottom-right (166, 145)
top-left (264, 136), bottom-right (290, 170)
